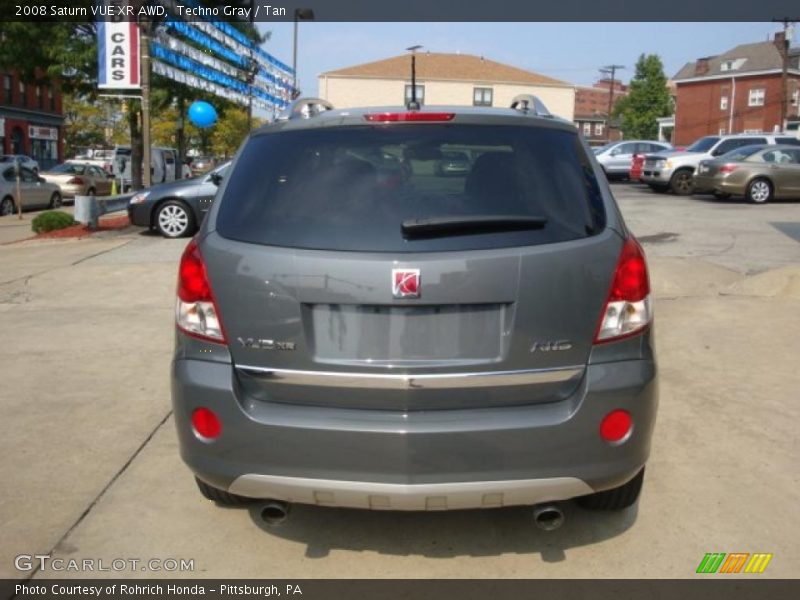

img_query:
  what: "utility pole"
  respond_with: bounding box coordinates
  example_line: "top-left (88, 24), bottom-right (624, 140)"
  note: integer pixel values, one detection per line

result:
top-left (600, 64), bottom-right (625, 126)
top-left (406, 45), bottom-right (422, 109)
top-left (140, 20), bottom-right (152, 189)
top-left (772, 18), bottom-right (794, 131)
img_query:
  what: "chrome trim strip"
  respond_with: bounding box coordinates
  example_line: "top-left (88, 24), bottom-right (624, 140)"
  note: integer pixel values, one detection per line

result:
top-left (236, 364), bottom-right (584, 389)
top-left (228, 474), bottom-right (594, 510)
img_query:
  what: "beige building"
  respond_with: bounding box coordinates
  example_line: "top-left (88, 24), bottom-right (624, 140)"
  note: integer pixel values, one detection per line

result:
top-left (318, 53), bottom-right (576, 121)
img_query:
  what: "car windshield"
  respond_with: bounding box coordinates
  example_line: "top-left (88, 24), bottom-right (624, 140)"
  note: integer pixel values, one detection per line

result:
top-left (442, 151), bottom-right (469, 161)
top-left (718, 145), bottom-right (765, 162)
top-left (686, 136), bottom-right (720, 152)
top-left (592, 143), bottom-right (614, 154)
top-left (51, 163), bottom-right (86, 174)
top-left (217, 124), bottom-right (606, 253)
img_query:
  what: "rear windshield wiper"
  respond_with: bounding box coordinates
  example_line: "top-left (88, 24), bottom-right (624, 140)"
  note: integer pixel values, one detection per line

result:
top-left (401, 215), bottom-right (548, 239)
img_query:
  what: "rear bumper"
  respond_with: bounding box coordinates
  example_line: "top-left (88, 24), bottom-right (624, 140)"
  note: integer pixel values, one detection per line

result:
top-left (693, 175), bottom-right (744, 195)
top-left (172, 358), bottom-right (658, 510)
top-left (229, 473), bottom-right (593, 510)
top-left (127, 202), bottom-right (152, 227)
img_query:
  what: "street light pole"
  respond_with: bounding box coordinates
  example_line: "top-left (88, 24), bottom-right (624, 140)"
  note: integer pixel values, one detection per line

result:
top-left (406, 45), bottom-right (422, 109)
top-left (291, 9), bottom-right (315, 97)
top-left (141, 21), bottom-right (152, 189)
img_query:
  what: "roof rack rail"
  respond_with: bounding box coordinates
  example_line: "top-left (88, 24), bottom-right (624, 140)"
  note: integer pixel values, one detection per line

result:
top-left (277, 97), bottom-right (334, 121)
top-left (510, 94), bottom-right (551, 117)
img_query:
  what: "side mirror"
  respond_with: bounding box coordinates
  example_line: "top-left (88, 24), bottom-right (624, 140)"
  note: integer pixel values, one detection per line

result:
top-left (38, 176), bottom-right (46, 183)
top-left (210, 172), bottom-right (223, 186)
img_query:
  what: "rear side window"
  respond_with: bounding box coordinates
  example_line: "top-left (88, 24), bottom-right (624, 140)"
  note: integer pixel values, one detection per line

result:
top-left (776, 137), bottom-right (800, 146)
top-left (216, 124), bottom-right (605, 253)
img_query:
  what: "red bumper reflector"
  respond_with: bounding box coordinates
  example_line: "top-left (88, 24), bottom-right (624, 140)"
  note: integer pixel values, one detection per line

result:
top-left (192, 407), bottom-right (221, 439)
top-left (600, 410), bottom-right (632, 443)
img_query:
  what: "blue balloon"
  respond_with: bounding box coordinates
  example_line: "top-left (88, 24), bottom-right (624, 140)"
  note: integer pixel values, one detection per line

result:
top-left (188, 101), bottom-right (218, 128)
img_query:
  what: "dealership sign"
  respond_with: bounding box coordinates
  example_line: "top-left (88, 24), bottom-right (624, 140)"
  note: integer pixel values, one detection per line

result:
top-left (28, 126), bottom-right (58, 141)
top-left (97, 4), bottom-right (140, 89)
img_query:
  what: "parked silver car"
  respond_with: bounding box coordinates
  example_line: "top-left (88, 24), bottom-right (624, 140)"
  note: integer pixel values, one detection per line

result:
top-left (0, 165), bottom-right (62, 215)
top-left (594, 141), bottom-right (672, 179)
top-left (0, 154), bottom-right (39, 174)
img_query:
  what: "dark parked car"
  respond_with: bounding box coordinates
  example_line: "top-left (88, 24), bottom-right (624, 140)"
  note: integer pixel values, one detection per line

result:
top-left (173, 97), bottom-right (657, 528)
top-left (127, 162), bottom-right (229, 237)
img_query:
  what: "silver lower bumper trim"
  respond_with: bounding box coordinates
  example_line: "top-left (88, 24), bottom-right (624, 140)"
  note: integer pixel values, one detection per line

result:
top-left (228, 474), bottom-right (594, 511)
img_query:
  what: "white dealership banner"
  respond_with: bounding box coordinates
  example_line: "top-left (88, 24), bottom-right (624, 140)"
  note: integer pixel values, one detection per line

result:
top-left (97, 13), bottom-right (140, 89)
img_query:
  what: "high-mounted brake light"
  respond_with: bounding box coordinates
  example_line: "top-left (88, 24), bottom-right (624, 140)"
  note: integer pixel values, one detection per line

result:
top-left (364, 112), bottom-right (455, 122)
top-left (594, 237), bottom-right (652, 344)
top-left (176, 239), bottom-right (227, 344)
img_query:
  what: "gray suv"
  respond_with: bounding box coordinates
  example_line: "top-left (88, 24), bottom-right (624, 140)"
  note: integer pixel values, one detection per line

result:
top-left (172, 96), bottom-right (658, 527)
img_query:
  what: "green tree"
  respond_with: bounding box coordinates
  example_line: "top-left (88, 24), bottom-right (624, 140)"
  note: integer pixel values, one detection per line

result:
top-left (210, 107), bottom-right (261, 158)
top-left (62, 94), bottom-right (106, 156)
top-left (613, 54), bottom-right (673, 140)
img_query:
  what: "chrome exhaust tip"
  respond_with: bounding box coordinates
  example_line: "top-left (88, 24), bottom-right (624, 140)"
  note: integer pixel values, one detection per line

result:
top-left (533, 504), bottom-right (564, 531)
top-left (260, 500), bottom-right (290, 526)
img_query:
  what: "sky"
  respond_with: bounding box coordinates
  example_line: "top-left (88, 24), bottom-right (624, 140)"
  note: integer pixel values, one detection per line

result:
top-left (256, 22), bottom-right (796, 106)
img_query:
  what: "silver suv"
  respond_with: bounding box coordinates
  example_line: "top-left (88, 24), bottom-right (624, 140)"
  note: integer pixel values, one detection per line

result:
top-left (641, 133), bottom-right (800, 195)
top-left (171, 96), bottom-right (658, 528)
top-left (593, 140), bottom-right (672, 179)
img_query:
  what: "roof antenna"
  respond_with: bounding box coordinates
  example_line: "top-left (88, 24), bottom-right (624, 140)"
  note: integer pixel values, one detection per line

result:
top-left (406, 45), bottom-right (422, 110)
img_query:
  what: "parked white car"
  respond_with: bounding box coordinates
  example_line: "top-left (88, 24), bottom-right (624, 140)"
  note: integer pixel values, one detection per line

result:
top-left (111, 146), bottom-right (180, 191)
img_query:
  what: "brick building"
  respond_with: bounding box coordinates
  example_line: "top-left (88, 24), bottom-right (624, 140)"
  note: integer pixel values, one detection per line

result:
top-left (672, 32), bottom-right (800, 145)
top-left (574, 79), bottom-right (628, 145)
top-left (0, 69), bottom-right (64, 169)
top-left (319, 53), bottom-right (576, 121)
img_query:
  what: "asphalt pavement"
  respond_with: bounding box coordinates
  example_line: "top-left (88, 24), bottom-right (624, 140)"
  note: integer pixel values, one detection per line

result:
top-left (0, 183), bottom-right (798, 579)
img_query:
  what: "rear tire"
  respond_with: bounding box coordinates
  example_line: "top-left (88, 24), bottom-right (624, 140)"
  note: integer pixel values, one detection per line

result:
top-left (669, 169), bottom-right (695, 195)
top-left (49, 192), bottom-right (62, 209)
top-left (195, 477), bottom-right (252, 506)
top-left (745, 178), bottom-right (772, 204)
top-left (576, 467), bottom-right (645, 510)
top-left (0, 196), bottom-right (14, 216)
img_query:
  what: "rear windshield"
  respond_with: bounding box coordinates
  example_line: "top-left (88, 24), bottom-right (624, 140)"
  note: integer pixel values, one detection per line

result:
top-left (686, 136), bottom-right (720, 152)
top-left (216, 124), bottom-right (605, 252)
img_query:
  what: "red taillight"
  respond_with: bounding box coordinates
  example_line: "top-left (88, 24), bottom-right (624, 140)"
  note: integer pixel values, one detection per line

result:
top-left (364, 112), bottom-right (455, 122)
top-left (176, 239), bottom-right (226, 343)
top-left (66, 177), bottom-right (84, 185)
top-left (718, 164), bottom-right (738, 174)
top-left (192, 407), bottom-right (221, 440)
top-left (608, 238), bottom-right (649, 303)
top-left (600, 410), bottom-right (632, 443)
top-left (594, 237), bottom-right (652, 343)
top-left (178, 239), bottom-right (212, 302)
